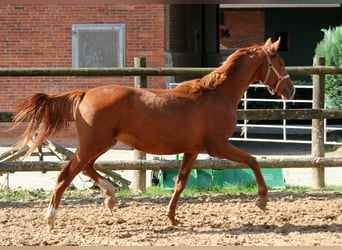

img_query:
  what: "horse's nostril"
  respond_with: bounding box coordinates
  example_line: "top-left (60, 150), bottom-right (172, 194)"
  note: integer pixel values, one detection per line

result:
top-left (283, 85), bottom-right (295, 100)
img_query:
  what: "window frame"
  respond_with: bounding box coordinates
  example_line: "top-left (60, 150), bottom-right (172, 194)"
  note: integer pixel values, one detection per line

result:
top-left (72, 23), bottom-right (126, 68)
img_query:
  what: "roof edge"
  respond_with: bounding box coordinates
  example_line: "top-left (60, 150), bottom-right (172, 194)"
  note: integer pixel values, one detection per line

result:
top-left (220, 4), bottom-right (341, 9)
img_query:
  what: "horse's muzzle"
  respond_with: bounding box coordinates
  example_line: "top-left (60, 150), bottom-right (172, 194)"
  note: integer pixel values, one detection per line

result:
top-left (281, 83), bottom-right (295, 100)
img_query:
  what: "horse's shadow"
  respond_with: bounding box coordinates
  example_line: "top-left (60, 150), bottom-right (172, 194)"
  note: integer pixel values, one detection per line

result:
top-left (1, 191), bottom-right (342, 237)
top-left (1, 199), bottom-right (341, 236)
top-left (154, 222), bottom-right (342, 235)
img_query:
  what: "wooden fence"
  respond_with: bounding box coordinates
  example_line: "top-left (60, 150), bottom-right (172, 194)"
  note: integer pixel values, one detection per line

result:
top-left (1, 157), bottom-right (342, 173)
top-left (0, 65), bottom-right (342, 77)
top-left (1, 58), bottom-right (342, 189)
top-left (1, 108), bottom-right (342, 123)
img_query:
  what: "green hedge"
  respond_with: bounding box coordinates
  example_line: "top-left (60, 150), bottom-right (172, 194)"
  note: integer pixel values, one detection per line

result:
top-left (315, 26), bottom-right (342, 109)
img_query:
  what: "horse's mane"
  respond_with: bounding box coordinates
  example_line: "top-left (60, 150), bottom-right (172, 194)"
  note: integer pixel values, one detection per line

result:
top-left (174, 45), bottom-right (263, 96)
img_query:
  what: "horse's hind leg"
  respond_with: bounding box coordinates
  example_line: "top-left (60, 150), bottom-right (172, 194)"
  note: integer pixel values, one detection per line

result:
top-left (46, 154), bottom-right (116, 231)
top-left (45, 139), bottom-right (116, 231)
top-left (83, 166), bottom-right (116, 213)
top-left (46, 153), bottom-right (90, 231)
top-left (167, 152), bottom-right (198, 226)
top-left (206, 140), bottom-right (268, 210)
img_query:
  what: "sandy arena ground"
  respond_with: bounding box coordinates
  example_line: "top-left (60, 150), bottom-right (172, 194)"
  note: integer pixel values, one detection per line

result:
top-left (0, 142), bottom-right (342, 246)
top-left (1, 191), bottom-right (342, 246)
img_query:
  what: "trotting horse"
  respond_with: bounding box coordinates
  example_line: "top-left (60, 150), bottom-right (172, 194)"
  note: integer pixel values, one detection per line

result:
top-left (13, 38), bottom-right (295, 231)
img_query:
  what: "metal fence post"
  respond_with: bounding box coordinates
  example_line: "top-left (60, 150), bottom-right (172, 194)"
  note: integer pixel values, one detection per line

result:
top-left (132, 57), bottom-right (147, 193)
top-left (311, 57), bottom-right (325, 189)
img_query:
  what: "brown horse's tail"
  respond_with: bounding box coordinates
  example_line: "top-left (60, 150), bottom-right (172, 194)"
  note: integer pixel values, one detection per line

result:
top-left (12, 90), bottom-right (86, 158)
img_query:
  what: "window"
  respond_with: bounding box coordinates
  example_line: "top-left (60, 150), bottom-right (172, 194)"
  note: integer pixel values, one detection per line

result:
top-left (72, 24), bottom-right (125, 68)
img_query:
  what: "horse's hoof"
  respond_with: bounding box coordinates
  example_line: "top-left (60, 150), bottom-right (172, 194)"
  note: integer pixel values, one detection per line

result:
top-left (167, 213), bottom-right (176, 226)
top-left (168, 219), bottom-right (177, 226)
top-left (46, 216), bottom-right (55, 232)
top-left (256, 198), bottom-right (267, 211)
top-left (105, 197), bottom-right (116, 213)
top-left (47, 223), bottom-right (54, 232)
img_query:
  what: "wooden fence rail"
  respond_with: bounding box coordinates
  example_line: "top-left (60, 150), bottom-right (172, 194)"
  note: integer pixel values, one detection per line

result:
top-left (1, 109), bottom-right (342, 122)
top-left (0, 66), bottom-right (342, 77)
top-left (1, 63), bottom-right (341, 190)
top-left (1, 157), bottom-right (342, 173)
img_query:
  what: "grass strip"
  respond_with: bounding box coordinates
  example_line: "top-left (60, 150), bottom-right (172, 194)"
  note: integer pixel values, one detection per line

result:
top-left (1, 184), bottom-right (342, 201)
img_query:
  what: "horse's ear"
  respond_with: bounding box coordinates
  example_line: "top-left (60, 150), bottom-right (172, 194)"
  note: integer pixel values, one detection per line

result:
top-left (264, 38), bottom-right (272, 49)
top-left (264, 37), bottom-right (281, 54)
top-left (270, 37), bottom-right (281, 53)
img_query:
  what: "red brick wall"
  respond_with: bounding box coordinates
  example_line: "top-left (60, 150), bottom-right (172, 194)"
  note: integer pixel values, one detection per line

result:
top-left (220, 9), bottom-right (265, 49)
top-left (0, 4), bottom-right (165, 145)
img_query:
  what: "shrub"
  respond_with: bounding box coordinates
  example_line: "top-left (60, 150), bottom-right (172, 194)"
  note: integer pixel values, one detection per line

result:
top-left (314, 26), bottom-right (342, 109)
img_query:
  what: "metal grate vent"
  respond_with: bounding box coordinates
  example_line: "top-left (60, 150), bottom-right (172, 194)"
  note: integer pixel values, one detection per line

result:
top-left (72, 24), bottom-right (125, 68)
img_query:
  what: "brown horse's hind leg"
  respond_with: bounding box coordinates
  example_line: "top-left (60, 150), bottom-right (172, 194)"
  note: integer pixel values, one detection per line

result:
top-left (45, 131), bottom-right (118, 231)
top-left (83, 166), bottom-right (116, 213)
top-left (46, 154), bottom-right (89, 231)
top-left (206, 140), bottom-right (268, 210)
top-left (167, 153), bottom-right (198, 226)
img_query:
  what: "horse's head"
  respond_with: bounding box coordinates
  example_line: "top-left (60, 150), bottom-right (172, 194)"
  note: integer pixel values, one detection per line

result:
top-left (259, 38), bottom-right (295, 100)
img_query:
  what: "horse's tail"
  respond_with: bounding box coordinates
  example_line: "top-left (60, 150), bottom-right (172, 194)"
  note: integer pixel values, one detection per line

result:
top-left (12, 90), bottom-right (85, 158)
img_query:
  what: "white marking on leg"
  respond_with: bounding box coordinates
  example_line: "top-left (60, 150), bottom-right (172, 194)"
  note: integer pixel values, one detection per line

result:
top-left (46, 204), bottom-right (57, 231)
top-left (98, 178), bottom-right (116, 212)
top-left (46, 204), bottom-right (57, 219)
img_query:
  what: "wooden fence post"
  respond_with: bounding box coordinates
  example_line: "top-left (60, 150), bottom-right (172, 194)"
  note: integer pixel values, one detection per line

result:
top-left (132, 57), bottom-right (147, 193)
top-left (311, 57), bottom-right (325, 189)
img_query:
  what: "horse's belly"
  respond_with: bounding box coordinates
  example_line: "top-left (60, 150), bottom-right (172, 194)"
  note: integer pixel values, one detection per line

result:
top-left (117, 132), bottom-right (203, 155)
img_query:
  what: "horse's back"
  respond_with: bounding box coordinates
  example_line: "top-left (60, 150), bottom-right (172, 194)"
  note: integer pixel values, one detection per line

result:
top-left (75, 84), bottom-right (210, 154)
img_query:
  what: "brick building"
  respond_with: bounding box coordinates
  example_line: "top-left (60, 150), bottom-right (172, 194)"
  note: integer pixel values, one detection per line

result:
top-left (0, 4), bottom-right (165, 145)
top-left (1, 3), bottom-right (339, 146)
top-left (219, 9), bottom-right (265, 50)
top-left (0, 4), bottom-right (218, 146)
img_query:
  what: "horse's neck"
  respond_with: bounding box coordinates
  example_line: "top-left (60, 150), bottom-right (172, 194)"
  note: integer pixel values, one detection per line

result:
top-left (218, 56), bottom-right (263, 106)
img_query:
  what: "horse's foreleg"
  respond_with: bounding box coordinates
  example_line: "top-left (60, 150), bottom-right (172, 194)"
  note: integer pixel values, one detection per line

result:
top-left (83, 166), bottom-right (116, 213)
top-left (207, 141), bottom-right (268, 210)
top-left (167, 152), bottom-right (198, 226)
top-left (46, 156), bottom-right (85, 231)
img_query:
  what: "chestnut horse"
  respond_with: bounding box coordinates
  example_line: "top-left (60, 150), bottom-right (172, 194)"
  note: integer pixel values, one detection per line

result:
top-left (13, 38), bottom-right (295, 231)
